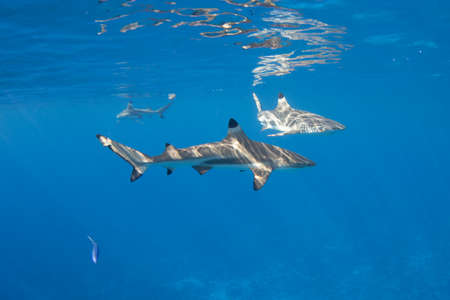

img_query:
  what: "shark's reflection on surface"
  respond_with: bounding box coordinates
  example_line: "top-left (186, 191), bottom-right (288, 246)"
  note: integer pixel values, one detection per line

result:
top-left (94, 0), bottom-right (350, 85)
top-left (97, 118), bottom-right (314, 190)
top-left (250, 9), bottom-right (350, 85)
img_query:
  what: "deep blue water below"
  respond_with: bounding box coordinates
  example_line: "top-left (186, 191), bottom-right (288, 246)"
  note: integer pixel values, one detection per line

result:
top-left (1, 0), bottom-right (450, 299)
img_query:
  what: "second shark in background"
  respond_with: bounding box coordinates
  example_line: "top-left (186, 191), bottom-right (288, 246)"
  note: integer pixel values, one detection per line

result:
top-left (253, 92), bottom-right (345, 136)
top-left (116, 93), bottom-right (175, 120)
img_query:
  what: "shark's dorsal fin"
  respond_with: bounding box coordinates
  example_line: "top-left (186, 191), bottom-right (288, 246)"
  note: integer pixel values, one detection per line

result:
top-left (276, 93), bottom-right (291, 111)
top-left (251, 165), bottom-right (272, 191)
top-left (127, 101), bottom-right (133, 109)
top-left (193, 165), bottom-right (212, 175)
top-left (225, 118), bottom-right (249, 140)
top-left (164, 143), bottom-right (181, 159)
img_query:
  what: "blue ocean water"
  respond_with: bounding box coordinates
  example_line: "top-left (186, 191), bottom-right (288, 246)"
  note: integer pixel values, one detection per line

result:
top-left (1, 0), bottom-right (450, 299)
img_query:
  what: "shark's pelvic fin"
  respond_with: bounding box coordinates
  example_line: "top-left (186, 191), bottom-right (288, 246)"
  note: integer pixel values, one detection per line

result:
top-left (96, 134), bottom-right (152, 182)
top-left (193, 165), bottom-right (212, 175)
top-left (251, 165), bottom-right (273, 191)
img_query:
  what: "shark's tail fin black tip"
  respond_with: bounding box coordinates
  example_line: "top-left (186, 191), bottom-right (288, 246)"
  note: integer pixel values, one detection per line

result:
top-left (131, 168), bottom-right (144, 182)
top-left (228, 118), bottom-right (238, 128)
top-left (96, 134), bottom-right (152, 183)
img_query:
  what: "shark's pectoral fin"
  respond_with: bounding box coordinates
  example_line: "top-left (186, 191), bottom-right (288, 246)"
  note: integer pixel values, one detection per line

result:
top-left (251, 166), bottom-right (272, 191)
top-left (167, 168), bottom-right (173, 175)
top-left (192, 165), bottom-right (212, 175)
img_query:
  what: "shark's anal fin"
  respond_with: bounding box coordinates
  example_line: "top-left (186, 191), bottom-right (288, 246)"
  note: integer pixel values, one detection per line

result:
top-left (192, 166), bottom-right (212, 175)
top-left (251, 166), bottom-right (272, 191)
top-left (167, 168), bottom-right (173, 175)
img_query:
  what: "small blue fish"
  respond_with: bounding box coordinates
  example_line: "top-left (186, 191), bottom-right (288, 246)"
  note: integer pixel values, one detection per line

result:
top-left (87, 235), bottom-right (99, 264)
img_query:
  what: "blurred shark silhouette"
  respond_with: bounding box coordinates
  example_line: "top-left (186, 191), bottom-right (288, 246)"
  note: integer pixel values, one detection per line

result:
top-left (116, 100), bottom-right (173, 120)
top-left (96, 118), bottom-right (314, 190)
top-left (253, 92), bottom-right (345, 136)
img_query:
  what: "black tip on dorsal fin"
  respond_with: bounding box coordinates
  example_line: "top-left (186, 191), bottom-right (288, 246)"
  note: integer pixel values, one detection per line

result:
top-left (164, 143), bottom-right (177, 154)
top-left (228, 118), bottom-right (238, 128)
top-left (278, 92), bottom-right (284, 99)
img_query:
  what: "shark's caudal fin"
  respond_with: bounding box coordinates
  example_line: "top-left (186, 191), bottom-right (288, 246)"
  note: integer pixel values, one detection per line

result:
top-left (252, 92), bottom-right (262, 113)
top-left (96, 134), bottom-right (153, 182)
top-left (156, 102), bottom-right (173, 118)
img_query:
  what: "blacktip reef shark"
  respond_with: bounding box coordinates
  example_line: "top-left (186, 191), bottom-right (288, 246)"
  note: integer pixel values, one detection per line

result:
top-left (96, 119), bottom-right (315, 190)
top-left (253, 92), bottom-right (345, 136)
top-left (116, 99), bottom-right (173, 120)
top-left (87, 235), bottom-right (99, 264)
